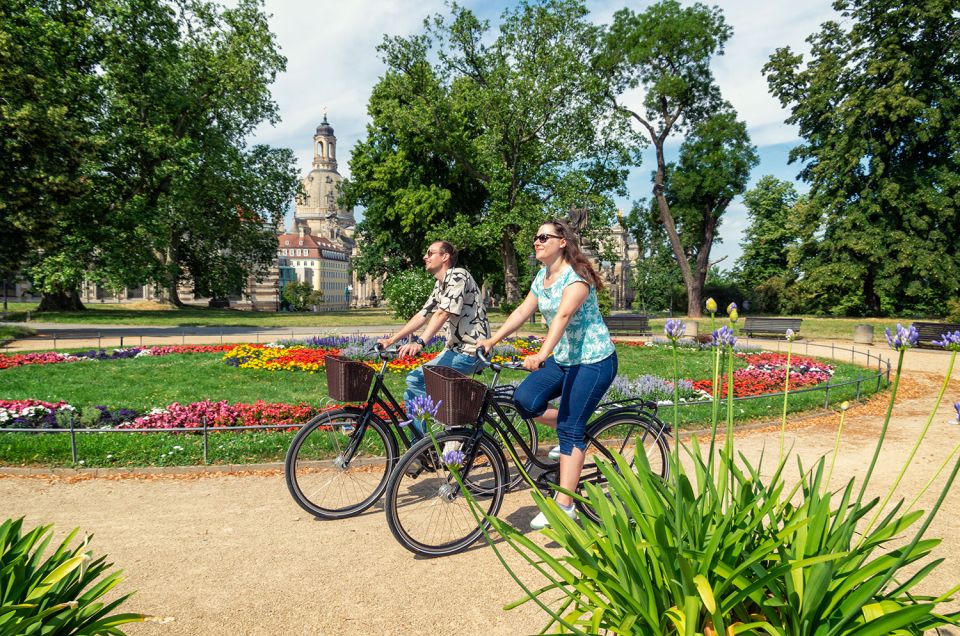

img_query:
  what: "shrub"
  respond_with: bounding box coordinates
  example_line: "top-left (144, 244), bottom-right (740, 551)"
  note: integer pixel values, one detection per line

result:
top-left (382, 269), bottom-right (434, 320)
top-left (947, 299), bottom-right (960, 323)
top-left (0, 518), bottom-right (147, 634)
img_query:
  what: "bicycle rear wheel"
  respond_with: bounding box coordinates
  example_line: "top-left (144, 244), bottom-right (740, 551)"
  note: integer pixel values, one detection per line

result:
top-left (577, 412), bottom-right (671, 523)
top-left (384, 430), bottom-right (506, 557)
top-left (285, 408), bottom-right (398, 520)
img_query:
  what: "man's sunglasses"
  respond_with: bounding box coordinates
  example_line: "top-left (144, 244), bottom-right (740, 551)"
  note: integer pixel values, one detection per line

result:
top-left (532, 233), bottom-right (562, 244)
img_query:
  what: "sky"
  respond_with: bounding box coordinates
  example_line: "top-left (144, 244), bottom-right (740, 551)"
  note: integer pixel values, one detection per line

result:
top-left (245, 0), bottom-right (840, 269)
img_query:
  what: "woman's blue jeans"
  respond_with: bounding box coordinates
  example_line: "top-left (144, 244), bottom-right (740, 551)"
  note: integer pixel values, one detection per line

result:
top-left (512, 352), bottom-right (618, 455)
top-left (403, 349), bottom-right (483, 435)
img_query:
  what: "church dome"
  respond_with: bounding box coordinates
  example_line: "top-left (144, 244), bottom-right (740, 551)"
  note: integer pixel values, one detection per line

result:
top-left (316, 115), bottom-right (334, 137)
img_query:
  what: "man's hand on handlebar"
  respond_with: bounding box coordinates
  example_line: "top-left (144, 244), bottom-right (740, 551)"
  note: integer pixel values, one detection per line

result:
top-left (397, 342), bottom-right (423, 358)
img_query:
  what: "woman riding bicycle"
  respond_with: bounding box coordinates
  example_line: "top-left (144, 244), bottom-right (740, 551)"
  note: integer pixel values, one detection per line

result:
top-left (478, 219), bottom-right (617, 530)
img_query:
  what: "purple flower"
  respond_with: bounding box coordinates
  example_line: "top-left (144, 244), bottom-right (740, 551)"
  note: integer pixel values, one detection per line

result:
top-left (407, 394), bottom-right (441, 420)
top-left (663, 319), bottom-right (685, 341)
top-left (885, 324), bottom-right (920, 351)
top-left (951, 402), bottom-right (960, 425)
top-left (932, 330), bottom-right (960, 352)
top-left (712, 325), bottom-right (737, 348)
top-left (443, 449), bottom-right (465, 468)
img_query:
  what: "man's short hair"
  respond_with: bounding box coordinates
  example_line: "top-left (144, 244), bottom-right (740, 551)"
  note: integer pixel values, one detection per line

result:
top-left (436, 241), bottom-right (458, 267)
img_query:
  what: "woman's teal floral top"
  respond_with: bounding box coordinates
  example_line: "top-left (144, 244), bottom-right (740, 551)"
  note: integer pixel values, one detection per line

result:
top-left (531, 266), bottom-right (614, 366)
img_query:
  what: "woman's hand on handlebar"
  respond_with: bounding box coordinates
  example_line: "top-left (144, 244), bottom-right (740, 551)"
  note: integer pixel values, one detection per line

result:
top-left (523, 352), bottom-right (547, 372)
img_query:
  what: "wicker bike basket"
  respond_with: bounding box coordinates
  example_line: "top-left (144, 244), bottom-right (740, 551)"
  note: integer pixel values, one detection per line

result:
top-left (325, 355), bottom-right (375, 402)
top-left (423, 365), bottom-right (487, 426)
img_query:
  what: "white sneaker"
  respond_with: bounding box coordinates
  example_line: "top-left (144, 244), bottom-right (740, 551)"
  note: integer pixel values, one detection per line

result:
top-left (443, 440), bottom-right (463, 455)
top-left (547, 445), bottom-right (561, 460)
top-left (530, 502), bottom-right (577, 530)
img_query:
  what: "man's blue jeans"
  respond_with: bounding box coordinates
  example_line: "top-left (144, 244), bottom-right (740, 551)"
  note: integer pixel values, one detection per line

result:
top-left (403, 349), bottom-right (483, 435)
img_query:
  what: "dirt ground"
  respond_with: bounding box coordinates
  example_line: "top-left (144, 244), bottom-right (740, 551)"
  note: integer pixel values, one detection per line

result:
top-left (2, 341), bottom-right (959, 635)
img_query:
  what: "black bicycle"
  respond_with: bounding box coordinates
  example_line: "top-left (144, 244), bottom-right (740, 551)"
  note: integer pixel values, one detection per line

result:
top-left (383, 348), bottom-right (672, 557)
top-left (284, 344), bottom-right (538, 520)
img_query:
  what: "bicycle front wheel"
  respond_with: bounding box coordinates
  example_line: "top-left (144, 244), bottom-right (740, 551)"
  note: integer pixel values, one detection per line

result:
top-left (384, 430), bottom-right (507, 557)
top-left (285, 408), bottom-right (398, 520)
top-left (578, 413), bottom-right (671, 523)
top-left (486, 397), bottom-right (538, 491)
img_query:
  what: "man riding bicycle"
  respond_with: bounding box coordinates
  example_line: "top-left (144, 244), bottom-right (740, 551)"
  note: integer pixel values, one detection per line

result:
top-left (377, 240), bottom-right (490, 434)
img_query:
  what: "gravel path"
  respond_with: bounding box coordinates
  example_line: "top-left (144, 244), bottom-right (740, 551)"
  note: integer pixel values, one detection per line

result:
top-left (2, 341), bottom-right (958, 635)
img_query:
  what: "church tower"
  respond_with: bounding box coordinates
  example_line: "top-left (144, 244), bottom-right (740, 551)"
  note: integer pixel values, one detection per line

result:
top-left (294, 115), bottom-right (356, 246)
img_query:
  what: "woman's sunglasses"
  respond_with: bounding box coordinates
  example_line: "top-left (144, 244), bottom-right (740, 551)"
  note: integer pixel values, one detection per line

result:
top-left (532, 233), bottom-right (562, 244)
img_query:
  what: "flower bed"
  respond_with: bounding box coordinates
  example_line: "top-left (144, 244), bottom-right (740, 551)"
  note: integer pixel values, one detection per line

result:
top-left (691, 352), bottom-right (834, 398)
top-left (0, 398), bottom-right (336, 431)
top-left (0, 345), bottom-right (235, 370)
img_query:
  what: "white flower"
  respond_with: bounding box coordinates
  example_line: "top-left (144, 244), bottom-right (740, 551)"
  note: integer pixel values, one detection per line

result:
top-left (173, 445), bottom-right (183, 451)
top-left (135, 350), bottom-right (153, 357)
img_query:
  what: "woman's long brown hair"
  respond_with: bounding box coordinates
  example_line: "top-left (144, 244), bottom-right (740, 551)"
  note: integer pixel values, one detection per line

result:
top-left (545, 219), bottom-right (604, 291)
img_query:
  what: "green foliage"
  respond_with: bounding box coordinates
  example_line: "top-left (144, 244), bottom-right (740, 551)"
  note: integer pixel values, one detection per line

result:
top-left (280, 281), bottom-right (321, 312)
top-left (344, 0), bottom-right (629, 300)
top-left (595, 286), bottom-right (612, 318)
top-left (0, 0), bottom-right (297, 309)
top-left (947, 299), bottom-right (960, 323)
top-left (381, 269), bottom-right (434, 320)
top-left (764, 0), bottom-right (960, 315)
top-left (735, 176), bottom-right (801, 305)
top-left (0, 517), bottom-right (146, 634)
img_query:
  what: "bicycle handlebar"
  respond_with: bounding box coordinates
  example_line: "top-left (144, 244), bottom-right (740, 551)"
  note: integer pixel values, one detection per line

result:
top-left (476, 346), bottom-right (541, 372)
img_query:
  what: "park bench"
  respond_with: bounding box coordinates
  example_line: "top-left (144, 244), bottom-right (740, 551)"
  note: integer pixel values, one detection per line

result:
top-left (603, 314), bottom-right (651, 336)
top-left (742, 317), bottom-right (803, 339)
top-left (911, 321), bottom-right (960, 349)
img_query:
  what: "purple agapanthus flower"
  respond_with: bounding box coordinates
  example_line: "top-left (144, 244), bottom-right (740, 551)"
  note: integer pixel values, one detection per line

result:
top-left (932, 330), bottom-right (960, 352)
top-left (407, 394), bottom-right (441, 420)
top-left (885, 324), bottom-right (920, 351)
top-left (443, 449), bottom-right (465, 468)
top-left (949, 402), bottom-right (960, 425)
top-left (712, 325), bottom-right (737, 348)
top-left (663, 319), bottom-right (685, 341)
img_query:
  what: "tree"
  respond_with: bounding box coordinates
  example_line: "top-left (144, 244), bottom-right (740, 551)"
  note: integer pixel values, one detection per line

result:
top-left (344, 0), bottom-right (629, 301)
top-left (0, 0), bottom-right (106, 310)
top-left (93, 0), bottom-right (294, 306)
top-left (735, 176), bottom-right (799, 290)
top-left (381, 269), bottom-right (434, 320)
top-left (596, 0), bottom-right (737, 317)
top-left (661, 109), bottom-right (758, 310)
top-left (281, 280), bottom-right (321, 312)
top-left (764, 0), bottom-right (960, 315)
top-left (0, 0), bottom-right (297, 310)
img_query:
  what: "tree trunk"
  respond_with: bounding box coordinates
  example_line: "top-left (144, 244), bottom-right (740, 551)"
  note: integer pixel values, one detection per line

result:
top-left (162, 238), bottom-right (185, 308)
top-left (501, 229), bottom-right (521, 303)
top-left (651, 142), bottom-right (700, 317)
top-left (38, 289), bottom-right (85, 311)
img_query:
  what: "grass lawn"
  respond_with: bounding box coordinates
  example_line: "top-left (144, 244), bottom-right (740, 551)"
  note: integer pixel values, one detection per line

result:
top-left (2, 303), bottom-right (408, 327)
top-left (0, 343), bottom-right (885, 468)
